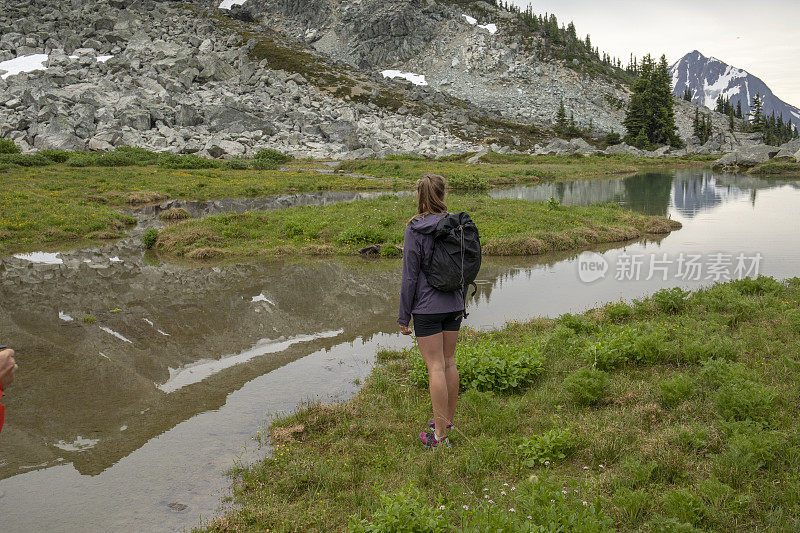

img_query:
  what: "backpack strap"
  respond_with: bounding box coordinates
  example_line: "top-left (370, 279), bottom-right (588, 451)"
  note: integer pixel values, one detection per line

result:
top-left (462, 281), bottom-right (477, 319)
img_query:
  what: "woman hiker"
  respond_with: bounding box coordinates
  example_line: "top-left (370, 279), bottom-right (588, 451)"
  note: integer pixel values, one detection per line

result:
top-left (398, 174), bottom-right (464, 449)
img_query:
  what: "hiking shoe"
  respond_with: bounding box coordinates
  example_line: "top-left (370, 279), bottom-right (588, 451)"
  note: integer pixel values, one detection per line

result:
top-left (419, 431), bottom-right (450, 449)
top-left (428, 420), bottom-right (453, 430)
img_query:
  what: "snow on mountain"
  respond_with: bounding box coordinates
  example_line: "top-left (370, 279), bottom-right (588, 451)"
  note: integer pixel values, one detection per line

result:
top-left (670, 50), bottom-right (800, 124)
top-left (381, 69), bottom-right (428, 86)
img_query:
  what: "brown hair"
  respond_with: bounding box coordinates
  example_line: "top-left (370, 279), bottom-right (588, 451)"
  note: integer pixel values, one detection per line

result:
top-left (408, 173), bottom-right (447, 224)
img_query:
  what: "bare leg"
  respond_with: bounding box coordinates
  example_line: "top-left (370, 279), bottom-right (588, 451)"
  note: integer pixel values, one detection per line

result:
top-left (442, 330), bottom-right (460, 427)
top-left (418, 333), bottom-right (447, 439)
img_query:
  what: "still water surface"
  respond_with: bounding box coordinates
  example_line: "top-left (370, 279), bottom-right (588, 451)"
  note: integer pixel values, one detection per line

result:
top-left (1, 170), bottom-right (798, 531)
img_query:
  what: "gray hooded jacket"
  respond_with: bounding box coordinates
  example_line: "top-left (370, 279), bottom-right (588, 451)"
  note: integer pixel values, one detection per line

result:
top-left (398, 213), bottom-right (465, 327)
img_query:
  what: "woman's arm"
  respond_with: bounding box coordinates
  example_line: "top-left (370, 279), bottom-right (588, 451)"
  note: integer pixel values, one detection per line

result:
top-left (398, 225), bottom-right (421, 327)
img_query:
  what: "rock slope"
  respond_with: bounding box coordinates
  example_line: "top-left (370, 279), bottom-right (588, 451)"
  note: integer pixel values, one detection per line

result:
top-left (0, 0), bottom-right (479, 158)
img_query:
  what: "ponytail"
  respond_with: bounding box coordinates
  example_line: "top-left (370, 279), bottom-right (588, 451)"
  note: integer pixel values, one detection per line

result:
top-left (408, 174), bottom-right (447, 224)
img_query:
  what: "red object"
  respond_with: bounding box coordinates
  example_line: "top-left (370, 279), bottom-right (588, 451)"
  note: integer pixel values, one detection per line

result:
top-left (0, 386), bottom-right (5, 434)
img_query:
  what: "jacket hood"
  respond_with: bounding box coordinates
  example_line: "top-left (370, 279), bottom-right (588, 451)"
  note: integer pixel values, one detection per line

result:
top-left (408, 213), bottom-right (445, 234)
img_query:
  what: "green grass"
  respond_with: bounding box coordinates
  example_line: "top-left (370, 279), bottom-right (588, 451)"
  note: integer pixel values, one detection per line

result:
top-left (205, 276), bottom-right (800, 532)
top-left (155, 195), bottom-right (680, 260)
top-left (0, 163), bottom-right (403, 254)
top-left (748, 159), bottom-right (800, 177)
top-left (337, 153), bottom-right (713, 187)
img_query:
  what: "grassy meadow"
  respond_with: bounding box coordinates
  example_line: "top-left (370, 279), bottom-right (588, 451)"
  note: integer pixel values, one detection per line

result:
top-left (154, 195), bottom-right (680, 260)
top-left (206, 276), bottom-right (800, 532)
top-left (0, 146), bottom-right (699, 255)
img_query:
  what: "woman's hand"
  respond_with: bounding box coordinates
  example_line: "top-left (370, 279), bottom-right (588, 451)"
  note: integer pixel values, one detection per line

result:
top-left (0, 349), bottom-right (17, 390)
top-left (399, 325), bottom-right (412, 336)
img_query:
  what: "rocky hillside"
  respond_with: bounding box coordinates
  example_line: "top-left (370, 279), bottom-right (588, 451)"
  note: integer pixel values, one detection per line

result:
top-left (671, 50), bottom-right (800, 124)
top-left (0, 0), bottom-right (783, 158)
top-left (0, 0), bottom-right (493, 158)
top-left (235, 0), bottom-right (632, 133)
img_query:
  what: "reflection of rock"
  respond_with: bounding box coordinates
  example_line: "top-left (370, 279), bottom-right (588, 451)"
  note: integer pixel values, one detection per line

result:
top-left (0, 254), bottom-right (401, 478)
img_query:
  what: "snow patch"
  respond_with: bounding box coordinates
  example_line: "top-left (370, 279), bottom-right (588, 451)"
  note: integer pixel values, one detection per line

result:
top-left (53, 436), bottom-right (99, 452)
top-left (157, 329), bottom-right (343, 393)
top-left (792, 111), bottom-right (800, 120)
top-left (13, 252), bottom-right (63, 264)
top-left (218, 0), bottom-right (246, 9)
top-left (109, 256), bottom-right (123, 263)
top-left (0, 54), bottom-right (48, 79)
top-left (99, 326), bottom-right (133, 344)
top-left (461, 14), bottom-right (497, 34)
top-left (59, 312), bottom-right (74, 322)
top-left (381, 69), bottom-right (428, 86)
top-left (251, 292), bottom-right (275, 305)
top-left (0, 53), bottom-right (114, 79)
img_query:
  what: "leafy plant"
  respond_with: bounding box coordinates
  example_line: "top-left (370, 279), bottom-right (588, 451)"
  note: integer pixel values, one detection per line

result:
top-left (142, 228), bottom-right (159, 249)
top-left (0, 153), bottom-right (53, 167)
top-left (518, 427), bottom-right (576, 467)
top-left (409, 341), bottom-right (545, 393)
top-left (547, 196), bottom-right (560, 211)
top-left (447, 174), bottom-right (488, 191)
top-left (255, 148), bottom-right (293, 165)
top-left (658, 373), bottom-right (695, 408)
top-left (38, 149), bottom-right (70, 163)
top-left (379, 244), bottom-right (401, 257)
top-left (613, 487), bottom-right (650, 525)
top-left (563, 367), bottom-right (610, 405)
top-left (65, 153), bottom-right (99, 166)
top-left (582, 325), bottom-right (637, 370)
top-left (252, 158), bottom-right (279, 170)
top-left (652, 287), bottom-right (689, 314)
top-left (157, 153), bottom-right (217, 169)
top-left (712, 380), bottom-right (774, 423)
top-left (0, 138), bottom-right (20, 154)
top-left (348, 486), bottom-right (449, 533)
top-left (661, 488), bottom-right (708, 527)
top-left (223, 157), bottom-right (251, 170)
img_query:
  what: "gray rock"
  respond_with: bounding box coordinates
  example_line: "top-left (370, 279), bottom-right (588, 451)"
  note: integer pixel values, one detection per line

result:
top-left (604, 143), bottom-right (644, 156)
top-left (319, 121), bottom-right (357, 143)
top-left (712, 144), bottom-right (781, 169)
top-left (774, 138), bottom-right (800, 159)
top-left (206, 106), bottom-right (276, 135)
top-left (33, 116), bottom-right (84, 150)
top-left (206, 139), bottom-right (246, 158)
top-left (121, 110), bottom-right (152, 131)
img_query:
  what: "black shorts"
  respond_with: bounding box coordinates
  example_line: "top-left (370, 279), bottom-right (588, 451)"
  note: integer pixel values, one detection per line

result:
top-left (412, 311), bottom-right (464, 337)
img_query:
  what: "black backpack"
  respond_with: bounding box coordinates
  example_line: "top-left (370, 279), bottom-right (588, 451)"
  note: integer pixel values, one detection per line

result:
top-left (422, 212), bottom-right (482, 313)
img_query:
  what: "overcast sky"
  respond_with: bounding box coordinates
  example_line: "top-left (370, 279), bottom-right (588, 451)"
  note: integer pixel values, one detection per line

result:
top-left (507, 0), bottom-right (800, 108)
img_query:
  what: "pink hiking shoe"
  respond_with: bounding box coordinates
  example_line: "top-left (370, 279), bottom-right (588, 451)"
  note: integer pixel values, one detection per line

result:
top-left (419, 431), bottom-right (451, 449)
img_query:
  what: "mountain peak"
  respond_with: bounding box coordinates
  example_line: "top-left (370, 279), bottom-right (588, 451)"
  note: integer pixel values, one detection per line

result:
top-left (670, 51), bottom-right (800, 122)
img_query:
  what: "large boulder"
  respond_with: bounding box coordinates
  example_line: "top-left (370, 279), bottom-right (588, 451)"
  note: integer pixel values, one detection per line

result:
top-left (774, 138), bottom-right (800, 159)
top-left (205, 139), bottom-right (246, 158)
top-left (712, 144), bottom-right (781, 169)
top-left (206, 106), bottom-right (276, 135)
top-left (33, 117), bottom-right (84, 150)
top-left (537, 138), bottom-right (574, 155)
top-left (604, 143), bottom-right (644, 156)
top-left (319, 120), bottom-right (358, 143)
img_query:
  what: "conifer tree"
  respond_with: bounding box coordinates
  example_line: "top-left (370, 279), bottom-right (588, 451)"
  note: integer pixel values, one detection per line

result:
top-left (555, 99), bottom-right (568, 135)
top-left (736, 100), bottom-right (743, 119)
top-left (683, 87), bottom-right (692, 101)
top-left (749, 93), bottom-right (765, 132)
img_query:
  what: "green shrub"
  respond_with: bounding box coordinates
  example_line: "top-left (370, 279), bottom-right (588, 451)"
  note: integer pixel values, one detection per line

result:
top-left (681, 335), bottom-right (740, 363)
top-left (157, 153), bottom-right (218, 169)
top-left (65, 153), bottom-right (99, 166)
top-left (603, 300), bottom-right (633, 321)
top-left (385, 153), bottom-right (426, 161)
top-left (712, 427), bottom-right (785, 486)
top-left (222, 157), bottom-right (251, 170)
top-left (379, 244), bottom-right (401, 257)
top-left (255, 148), bottom-right (293, 165)
top-left (410, 341), bottom-right (545, 393)
top-left (38, 149), bottom-right (71, 163)
top-left (698, 359), bottom-right (752, 390)
top-left (661, 488), bottom-right (708, 528)
top-left (542, 324), bottom-right (582, 359)
top-left (252, 158), bottom-right (279, 170)
top-left (712, 380), bottom-right (774, 423)
top-left (0, 153), bottom-right (53, 167)
top-left (0, 138), bottom-right (21, 154)
top-left (659, 374), bottom-right (695, 408)
top-left (142, 228), bottom-right (159, 249)
top-left (563, 367), bottom-right (610, 405)
top-left (518, 427), bottom-right (576, 467)
top-left (95, 150), bottom-right (140, 166)
top-left (336, 227), bottom-right (387, 246)
top-left (559, 313), bottom-right (600, 334)
top-left (447, 174), bottom-right (489, 191)
top-left (348, 486), bottom-right (449, 533)
top-left (582, 325), bottom-right (637, 370)
top-left (728, 275), bottom-right (784, 296)
top-left (113, 146), bottom-right (160, 165)
top-left (652, 287), bottom-right (689, 314)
